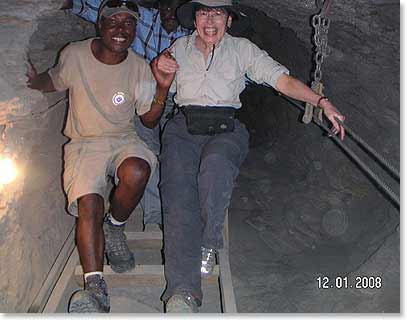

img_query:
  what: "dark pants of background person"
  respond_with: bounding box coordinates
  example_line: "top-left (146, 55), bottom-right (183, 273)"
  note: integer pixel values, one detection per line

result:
top-left (160, 111), bottom-right (249, 304)
top-left (134, 93), bottom-right (175, 225)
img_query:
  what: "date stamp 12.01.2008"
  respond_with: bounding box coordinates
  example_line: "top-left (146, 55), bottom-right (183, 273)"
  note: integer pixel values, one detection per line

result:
top-left (316, 276), bottom-right (382, 289)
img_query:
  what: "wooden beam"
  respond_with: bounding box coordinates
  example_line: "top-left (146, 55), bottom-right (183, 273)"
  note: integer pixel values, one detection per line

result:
top-left (126, 231), bottom-right (163, 249)
top-left (74, 265), bottom-right (219, 286)
top-left (28, 225), bottom-right (76, 313)
top-left (42, 249), bottom-right (79, 313)
top-left (218, 210), bottom-right (238, 313)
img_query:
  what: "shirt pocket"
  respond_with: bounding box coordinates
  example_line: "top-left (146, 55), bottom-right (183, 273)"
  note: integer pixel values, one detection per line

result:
top-left (211, 63), bottom-right (243, 102)
top-left (177, 65), bottom-right (206, 99)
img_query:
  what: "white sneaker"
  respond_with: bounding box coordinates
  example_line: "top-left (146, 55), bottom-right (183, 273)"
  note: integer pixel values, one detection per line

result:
top-left (166, 293), bottom-right (198, 313)
top-left (201, 247), bottom-right (217, 277)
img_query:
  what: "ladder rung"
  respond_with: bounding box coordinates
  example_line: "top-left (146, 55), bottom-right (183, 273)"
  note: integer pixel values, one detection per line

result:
top-left (125, 231), bottom-right (163, 249)
top-left (74, 265), bottom-right (219, 286)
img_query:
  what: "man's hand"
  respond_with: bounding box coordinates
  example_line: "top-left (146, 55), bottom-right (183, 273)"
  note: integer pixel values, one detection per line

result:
top-left (25, 58), bottom-right (56, 92)
top-left (60, 0), bottom-right (73, 10)
top-left (151, 49), bottom-right (178, 89)
top-left (26, 59), bottom-right (38, 89)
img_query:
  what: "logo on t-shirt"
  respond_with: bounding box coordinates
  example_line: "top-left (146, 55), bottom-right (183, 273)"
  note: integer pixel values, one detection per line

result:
top-left (112, 92), bottom-right (126, 106)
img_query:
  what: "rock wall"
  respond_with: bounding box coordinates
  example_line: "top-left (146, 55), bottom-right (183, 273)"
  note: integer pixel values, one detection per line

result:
top-left (0, 0), bottom-right (399, 312)
top-left (237, 0), bottom-right (399, 161)
top-left (0, 2), bottom-right (95, 312)
top-left (232, 0), bottom-right (399, 277)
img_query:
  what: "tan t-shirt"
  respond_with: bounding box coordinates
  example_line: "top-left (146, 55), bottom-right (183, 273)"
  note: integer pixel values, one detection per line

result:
top-left (49, 38), bottom-right (156, 139)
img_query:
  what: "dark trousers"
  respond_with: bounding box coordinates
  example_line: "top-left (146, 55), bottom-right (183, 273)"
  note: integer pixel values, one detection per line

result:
top-left (160, 112), bottom-right (249, 303)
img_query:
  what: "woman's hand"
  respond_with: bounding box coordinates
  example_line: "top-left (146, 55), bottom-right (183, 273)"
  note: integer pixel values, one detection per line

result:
top-left (151, 49), bottom-right (178, 89)
top-left (276, 74), bottom-right (346, 140)
top-left (320, 99), bottom-right (346, 140)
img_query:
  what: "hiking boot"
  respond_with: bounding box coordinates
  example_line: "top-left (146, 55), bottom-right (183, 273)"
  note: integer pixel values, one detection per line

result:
top-left (165, 293), bottom-right (199, 313)
top-left (68, 274), bottom-right (110, 313)
top-left (103, 217), bottom-right (135, 273)
top-left (201, 247), bottom-right (217, 277)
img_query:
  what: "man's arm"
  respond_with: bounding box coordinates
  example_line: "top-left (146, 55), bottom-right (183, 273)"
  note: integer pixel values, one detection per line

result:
top-left (26, 60), bottom-right (56, 92)
top-left (60, 0), bottom-right (73, 10)
top-left (276, 73), bottom-right (345, 140)
top-left (140, 85), bottom-right (169, 128)
top-left (63, 0), bottom-right (100, 23)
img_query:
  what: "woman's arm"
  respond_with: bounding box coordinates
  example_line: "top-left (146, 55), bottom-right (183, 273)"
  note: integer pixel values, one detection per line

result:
top-left (276, 73), bottom-right (345, 140)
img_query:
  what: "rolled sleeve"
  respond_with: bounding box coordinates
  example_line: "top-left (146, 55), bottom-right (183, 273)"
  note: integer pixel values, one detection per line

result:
top-left (135, 62), bottom-right (157, 116)
top-left (48, 45), bottom-right (73, 91)
top-left (241, 39), bottom-right (290, 89)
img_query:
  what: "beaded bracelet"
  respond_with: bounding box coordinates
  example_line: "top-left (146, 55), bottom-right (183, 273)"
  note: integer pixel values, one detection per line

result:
top-left (153, 96), bottom-right (166, 105)
top-left (317, 96), bottom-right (329, 107)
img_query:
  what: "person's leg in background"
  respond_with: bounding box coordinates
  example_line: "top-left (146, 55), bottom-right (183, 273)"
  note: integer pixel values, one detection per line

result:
top-left (134, 91), bottom-right (176, 229)
top-left (134, 116), bottom-right (162, 227)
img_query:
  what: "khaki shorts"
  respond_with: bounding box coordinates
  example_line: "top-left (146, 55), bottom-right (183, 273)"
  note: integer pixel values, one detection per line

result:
top-left (63, 133), bottom-right (157, 216)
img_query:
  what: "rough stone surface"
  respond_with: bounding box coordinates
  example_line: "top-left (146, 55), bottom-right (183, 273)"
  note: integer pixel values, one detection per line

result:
top-left (0, 0), bottom-right (399, 313)
top-left (228, 3), bottom-right (399, 312)
top-left (0, 2), bottom-right (95, 312)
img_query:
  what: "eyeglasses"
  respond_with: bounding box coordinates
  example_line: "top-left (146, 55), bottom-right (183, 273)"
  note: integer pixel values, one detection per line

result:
top-left (102, 0), bottom-right (138, 12)
top-left (196, 8), bottom-right (227, 21)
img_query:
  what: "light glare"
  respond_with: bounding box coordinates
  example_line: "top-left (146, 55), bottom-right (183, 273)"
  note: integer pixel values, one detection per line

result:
top-left (0, 157), bottom-right (18, 185)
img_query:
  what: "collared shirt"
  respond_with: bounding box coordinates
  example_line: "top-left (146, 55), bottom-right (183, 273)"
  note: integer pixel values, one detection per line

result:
top-left (171, 31), bottom-right (290, 109)
top-left (72, 0), bottom-right (190, 63)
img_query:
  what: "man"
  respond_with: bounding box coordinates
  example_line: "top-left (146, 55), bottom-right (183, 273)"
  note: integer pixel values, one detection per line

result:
top-left (27, 0), bottom-right (173, 312)
top-left (62, 0), bottom-right (190, 229)
top-left (155, 0), bottom-right (346, 312)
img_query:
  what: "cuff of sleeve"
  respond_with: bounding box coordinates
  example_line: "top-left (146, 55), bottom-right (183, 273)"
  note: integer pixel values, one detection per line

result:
top-left (270, 67), bottom-right (290, 89)
top-left (72, 0), bottom-right (84, 14)
top-left (136, 103), bottom-right (152, 116)
top-left (47, 69), bottom-right (62, 91)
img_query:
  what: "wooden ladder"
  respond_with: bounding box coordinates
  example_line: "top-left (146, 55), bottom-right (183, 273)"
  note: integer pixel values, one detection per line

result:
top-left (37, 210), bottom-right (237, 313)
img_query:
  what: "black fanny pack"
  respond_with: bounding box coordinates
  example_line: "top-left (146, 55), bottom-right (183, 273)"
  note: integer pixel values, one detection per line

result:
top-left (181, 105), bottom-right (236, 135)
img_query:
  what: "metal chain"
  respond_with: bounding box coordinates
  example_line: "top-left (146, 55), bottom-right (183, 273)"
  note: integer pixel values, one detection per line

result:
top-left (311, 13), bottom-right (331, 84)
top-left (303, 0), bottom-right (332, 124)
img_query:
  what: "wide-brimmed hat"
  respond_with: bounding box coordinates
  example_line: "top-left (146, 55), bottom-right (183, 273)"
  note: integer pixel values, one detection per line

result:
top-left (99, 0), bottom-right (139, 21)
top-left (177, 0), bottom-right (249, 33)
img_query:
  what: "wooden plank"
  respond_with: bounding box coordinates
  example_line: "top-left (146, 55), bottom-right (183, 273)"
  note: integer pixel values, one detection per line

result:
top-left (43, 249), bottom-right (79, 313)
top-left (74, 265), bottom-right (219, 286)
top-left (28, 225), bottom-right (76, 313)
top-left (126, 231), bottom-right (163, 249)
top-left (218, 210), bottom-right (238, 313)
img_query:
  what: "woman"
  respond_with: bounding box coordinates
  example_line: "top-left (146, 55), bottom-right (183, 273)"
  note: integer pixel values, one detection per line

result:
top-left (153, 0), bottom-right (345, 312)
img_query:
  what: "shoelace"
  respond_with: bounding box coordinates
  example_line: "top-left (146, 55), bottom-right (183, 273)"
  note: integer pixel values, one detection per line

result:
top-left (106, 225), bottom-right (130, 256)
top-left (201, 248), bottom-right (216, 265)
top-left (85, 278), bottom-right (108, 297)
